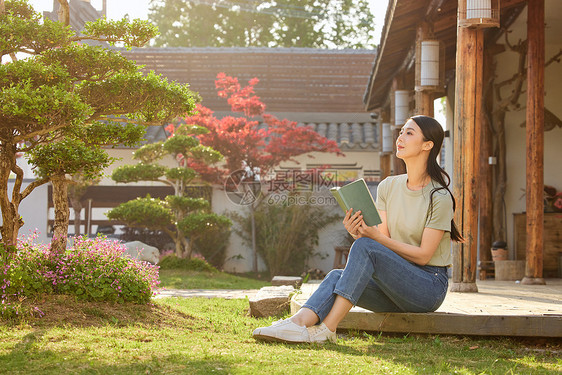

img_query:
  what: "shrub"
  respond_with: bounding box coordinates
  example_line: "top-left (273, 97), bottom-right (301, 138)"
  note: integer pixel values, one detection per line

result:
top-left (47, 237), bottom-right (160, 304)
top-left (192, 220), bottom-right (231, 269)
top-left (120, 227), bottom-right (174, 252)
top-left (1, 235), bottom-right (160, 320)
top-left (158, 254), bottom-right (217, 272)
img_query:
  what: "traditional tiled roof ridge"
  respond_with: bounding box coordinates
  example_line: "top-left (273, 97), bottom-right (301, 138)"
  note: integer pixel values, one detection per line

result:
top-left (144, 121), bottom-right (379, 151)
top-left (117, 47), bottom-right (376, 55)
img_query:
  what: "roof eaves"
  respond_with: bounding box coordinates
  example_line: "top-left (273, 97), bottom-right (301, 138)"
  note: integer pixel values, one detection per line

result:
top-left (363, 0), bottom-right (398, 111)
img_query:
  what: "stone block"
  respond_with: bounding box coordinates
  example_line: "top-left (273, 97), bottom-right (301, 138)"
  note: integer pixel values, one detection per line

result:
top-left (249, 285), bottom-right (294, 318)
top-left (123, 241), bottom-right (160, 264)
top-left (271, 276), bottom-right (303, 288)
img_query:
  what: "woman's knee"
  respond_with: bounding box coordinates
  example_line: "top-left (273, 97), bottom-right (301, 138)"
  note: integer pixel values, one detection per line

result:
top-left (349, 237), bottom-right (378, 258)
top-left (325, 268), bottom-right (344, 281)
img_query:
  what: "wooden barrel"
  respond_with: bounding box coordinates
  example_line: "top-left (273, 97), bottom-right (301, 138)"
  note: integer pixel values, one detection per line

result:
top-left (494, 260), bottom-right (525, 281)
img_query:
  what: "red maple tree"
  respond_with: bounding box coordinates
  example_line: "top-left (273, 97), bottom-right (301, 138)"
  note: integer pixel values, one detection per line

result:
top-left (166, 73), bottom-right (342, 183)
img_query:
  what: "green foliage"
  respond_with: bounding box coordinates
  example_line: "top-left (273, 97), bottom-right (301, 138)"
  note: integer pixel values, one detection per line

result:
top-left (69, 121), bottom-right (146, 149)
top-left (162, 134), bottom-right (200, 155)
top-left (81, 17), bottom-right (159, 47)
top-left (188, 144), bottom-right (223, 164)
top-left (52, 239), bottom-right (158, 304)
top-left (232, 194), bottom-right (339, 276)
top-left (1, 237), bottom-right (160, 317)
top-left (158, 255), bottom-right (217, 272)
top-left (177, 213), bottom-right (232, 238)
top-left (107, 195), bottom-right (174, 229)
top-left (166, 196), bottom-right (209, 213)
top-left (176, 123), bottom-right (209, 136)
top-left (0, 77), bottom-right (91, 129)
top-left (0, 0), bottom-right (200, 246)
top-left (28, 138), bottom-right (113, 180)
top-left (1, 2), bottom-right (74, 55)
top-left (0, 245), bottom-right (53, 298)
top-left (132, 142), bottom-right (166, 163)
top-left (78, 70), bottom-right (199, 124)
top-left (164, 167), bottom-right (197, 183)
top-left (112, 163), bottom-right (167, 183)
top-left (149, 0), bottom-right (377, 48)
top-left (192, 220), bottom-right (232, 269)
top-left (110, 120), bottom-right (227, 258)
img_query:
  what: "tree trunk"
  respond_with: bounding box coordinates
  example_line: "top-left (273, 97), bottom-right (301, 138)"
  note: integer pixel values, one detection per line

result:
top-left (51, 175), bottom-right (70, 253)
top-left (251, 203), bottom-right (257, 273)
top-left (174, 231), bottom-right (182, 258)
top-left (57, 0), bottom-right (70, 26)
top-left (68, 183), bottom-right (86, 237)
top-left (183, 236), bottom-right (192, 259)
top-left (70, 198), bottom-right (83, 237)
top-left (0, 147), bottom-right (23, 246)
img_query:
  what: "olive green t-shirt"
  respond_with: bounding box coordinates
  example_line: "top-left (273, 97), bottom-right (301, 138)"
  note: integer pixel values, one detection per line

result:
top-left (375, 174), bottom-right (453, 267)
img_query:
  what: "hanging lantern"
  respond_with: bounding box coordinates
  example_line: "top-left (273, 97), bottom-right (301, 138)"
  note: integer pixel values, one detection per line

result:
top-left (459, 0), bottom-right (500, 28)
top-left (415, 40), bottom-right (445, 92)
top-left (394, 90), bottom-right (410, 127)
top-left (382, 123), bottom-right (393, 153)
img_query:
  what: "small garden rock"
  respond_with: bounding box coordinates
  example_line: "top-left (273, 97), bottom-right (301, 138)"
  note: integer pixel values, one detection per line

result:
top-left (271, 276), bottom-right (303, 288)
top-left (249, 286), bottom-right (295, 318)
top-left (123, 241), bottom-right (160, 264)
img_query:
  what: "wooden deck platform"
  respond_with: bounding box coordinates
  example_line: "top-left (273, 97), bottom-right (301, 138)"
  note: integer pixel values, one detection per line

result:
top-left (291, 279), bottom-right (562, 337)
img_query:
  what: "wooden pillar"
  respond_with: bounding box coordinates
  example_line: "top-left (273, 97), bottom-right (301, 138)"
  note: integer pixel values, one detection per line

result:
top-left (451, 23), bottom-right (483, 293)
top-left (522, 0), bottom-right (546, 285)
top-left (380, 109), bottom-right (392, 180)
top-left (415, 23), bottom-right (435, 117)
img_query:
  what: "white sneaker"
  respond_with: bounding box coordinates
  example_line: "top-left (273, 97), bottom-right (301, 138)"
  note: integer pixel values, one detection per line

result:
top-left (307, 323), bottom-right (336, 343)
top-left (252, 319), bottom-right (310, 343)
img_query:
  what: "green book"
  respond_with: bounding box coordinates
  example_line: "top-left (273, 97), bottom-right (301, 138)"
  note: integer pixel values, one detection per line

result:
top-left (330, 178), bottom-right (382, 226)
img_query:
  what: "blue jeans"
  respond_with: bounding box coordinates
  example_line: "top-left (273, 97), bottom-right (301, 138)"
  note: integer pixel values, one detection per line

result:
top-left (302, 237), bottom-right (449, 321)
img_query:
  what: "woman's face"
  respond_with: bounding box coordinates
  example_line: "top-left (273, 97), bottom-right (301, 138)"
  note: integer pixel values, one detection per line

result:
top-left (395, 119), bottom-right (433, 160)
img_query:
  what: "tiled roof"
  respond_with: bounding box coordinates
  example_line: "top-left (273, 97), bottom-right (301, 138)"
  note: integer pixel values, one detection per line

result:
top-left (303, 122), bottom-right (378, 151)
top-left (120, 47), bottom-right (377, 113)
top-left (144, 120), bottom-right (378, 151)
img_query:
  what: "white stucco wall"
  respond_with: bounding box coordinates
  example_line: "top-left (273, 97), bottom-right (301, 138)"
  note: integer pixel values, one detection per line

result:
top-left (3, 180), bottom-right (49, 244)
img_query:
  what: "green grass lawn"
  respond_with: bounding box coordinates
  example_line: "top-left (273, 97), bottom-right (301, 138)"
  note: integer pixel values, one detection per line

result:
top-left (1, 296), bottom-right (560, 374)
top-left (157, 269), bottom-right (270, 290)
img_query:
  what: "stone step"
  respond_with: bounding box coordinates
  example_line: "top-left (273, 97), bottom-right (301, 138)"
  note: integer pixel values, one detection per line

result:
top-left (249, 285), bottom-right (295, 318)
top-left (271, 276), bottom-right (303, 288)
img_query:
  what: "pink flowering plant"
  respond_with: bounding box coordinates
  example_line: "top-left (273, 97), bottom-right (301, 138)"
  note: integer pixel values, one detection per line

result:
top-left (1, 234), bottom-right (159, 319)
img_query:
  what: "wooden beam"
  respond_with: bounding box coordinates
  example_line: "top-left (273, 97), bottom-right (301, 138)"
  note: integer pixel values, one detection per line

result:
top-left (478, 50), bottom-right (494, 277)
top-left (522, 0), bottom-right (546, 285)
top-left (451, 8), bottom-right (483, 292)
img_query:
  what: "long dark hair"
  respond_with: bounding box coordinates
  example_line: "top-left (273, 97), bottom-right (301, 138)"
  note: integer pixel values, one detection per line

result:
top-left (410, 115), bottom-right (464, 242)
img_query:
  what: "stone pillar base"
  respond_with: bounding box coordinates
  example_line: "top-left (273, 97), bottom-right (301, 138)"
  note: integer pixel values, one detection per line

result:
top-left (521, 277), bottom-right (546, 285)
top-left (450, 282), bottom-right (478, 293)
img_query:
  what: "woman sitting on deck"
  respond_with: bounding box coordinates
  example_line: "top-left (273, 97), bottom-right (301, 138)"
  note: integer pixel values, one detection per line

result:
top-left (253, 115), bottom-right (464, 344)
